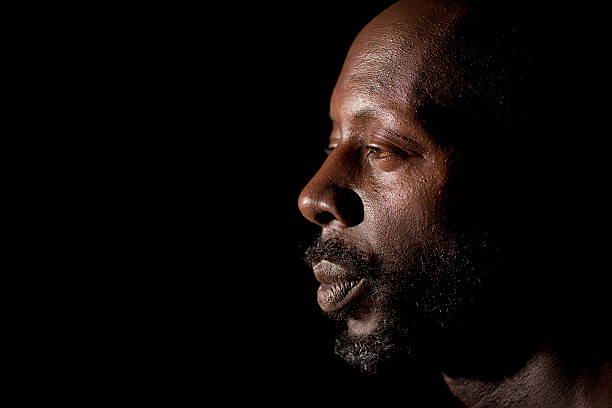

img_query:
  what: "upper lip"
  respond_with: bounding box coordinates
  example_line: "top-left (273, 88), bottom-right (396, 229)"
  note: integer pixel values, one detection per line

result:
top-left (313, 260), bottom-right (362, 284)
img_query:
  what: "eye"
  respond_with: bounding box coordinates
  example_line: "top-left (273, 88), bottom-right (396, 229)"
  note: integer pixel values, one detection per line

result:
top-left (364, 145), bottom-right (413, 172)
top-left (324, 145), bottom-right (337, 155)
top-left (366, 146), bottom-right (394, 160)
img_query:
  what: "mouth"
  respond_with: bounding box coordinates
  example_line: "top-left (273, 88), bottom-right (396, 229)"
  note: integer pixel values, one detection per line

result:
top-left (313, 260), bottom-right (366, 313)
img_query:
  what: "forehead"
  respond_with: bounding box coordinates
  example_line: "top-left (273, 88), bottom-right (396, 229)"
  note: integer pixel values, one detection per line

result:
top-left (330, 2), bottom-right (468, 132)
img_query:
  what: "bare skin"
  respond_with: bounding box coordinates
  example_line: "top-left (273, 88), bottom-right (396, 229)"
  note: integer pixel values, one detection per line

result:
top-left (298, 0), bottom-right (611, 406)
top-left (300, 0), bottom-right (465, 339)
top-left (445, 350), bottom-right (612, 407)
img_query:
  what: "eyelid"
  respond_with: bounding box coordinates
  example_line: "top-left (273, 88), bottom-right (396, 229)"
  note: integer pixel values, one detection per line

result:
top-left (324, 141), bottom-right (339, 155)
top-left (366, 143), bottom-right (403, 156)
top-left (374, 130), bottom-right (424, 158)
top-left (365, 145), bottom-right (397, 159)
top-left (325, 135), bottom-right (340, 154)
top-left (367, 136), bottom-right (421, 159)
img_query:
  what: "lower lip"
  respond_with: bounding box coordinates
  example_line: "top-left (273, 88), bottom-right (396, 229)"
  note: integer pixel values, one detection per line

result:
top-left (317, 278), bottom-right (365, 313)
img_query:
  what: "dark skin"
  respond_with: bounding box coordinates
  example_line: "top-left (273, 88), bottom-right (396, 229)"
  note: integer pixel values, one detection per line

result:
top-left (298, 1), bottom-right (611, 406)
top-left (300, 0), bottom-right (459, 338)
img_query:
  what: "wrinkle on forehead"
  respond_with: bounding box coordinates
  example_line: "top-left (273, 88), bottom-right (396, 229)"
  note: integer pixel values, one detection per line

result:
top-left (335, 0), bottom-right (469, 105)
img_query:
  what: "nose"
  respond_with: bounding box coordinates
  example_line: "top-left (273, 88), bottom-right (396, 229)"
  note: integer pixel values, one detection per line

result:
top-left (298, 156), bottom-right (364, 229)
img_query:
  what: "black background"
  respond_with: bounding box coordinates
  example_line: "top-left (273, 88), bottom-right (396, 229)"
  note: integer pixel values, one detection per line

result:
top-left (150, 1), bottom-right (465, 404)
top-left (199, 0), bottom-right (403, 398)
top-left (30, 1), bottom-right (608, 404)
top-left (109, 1), bottom-right (417, 403)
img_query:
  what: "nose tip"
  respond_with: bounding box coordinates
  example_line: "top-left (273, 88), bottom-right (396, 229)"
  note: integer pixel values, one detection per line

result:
top-left (298, 184), bottom-right (364, 229)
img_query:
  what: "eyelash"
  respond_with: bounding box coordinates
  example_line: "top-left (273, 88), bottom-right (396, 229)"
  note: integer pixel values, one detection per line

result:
top-left (324, 145), bottom-right (397, 159)
top-left (365, 146), bottom-right (394, 159)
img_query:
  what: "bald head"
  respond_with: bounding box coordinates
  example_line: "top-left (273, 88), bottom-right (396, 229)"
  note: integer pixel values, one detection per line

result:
top-left (300, 0), bottom-right (610, 390)
top-left (334, 0), bottom-right (533, 147)
top-left (337, 0), bottom-right (467, 106)
top-left (329, 0), bottom-right (535, 242)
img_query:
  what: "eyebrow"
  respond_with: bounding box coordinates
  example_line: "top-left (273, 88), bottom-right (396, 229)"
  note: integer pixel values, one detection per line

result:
top-left (329, 108), bottom-right (424, 148)
top-left (329, 108), bottom-right (377, 123)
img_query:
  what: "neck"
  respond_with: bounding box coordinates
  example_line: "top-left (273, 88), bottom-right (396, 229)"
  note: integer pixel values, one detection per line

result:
top-left (443, 348), bottom-right (612, 408)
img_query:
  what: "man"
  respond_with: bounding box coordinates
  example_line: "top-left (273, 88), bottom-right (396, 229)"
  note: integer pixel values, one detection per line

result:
top-left (298, 0), bottom-right (611, 406)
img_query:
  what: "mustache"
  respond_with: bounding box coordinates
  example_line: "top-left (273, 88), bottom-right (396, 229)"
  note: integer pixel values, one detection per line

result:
top-left (303, 237), bottom-right (380, 279)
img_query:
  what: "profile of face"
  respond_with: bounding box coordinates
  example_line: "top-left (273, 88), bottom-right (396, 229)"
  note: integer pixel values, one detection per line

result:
top-left (298, 0), bottom-right (545, 373)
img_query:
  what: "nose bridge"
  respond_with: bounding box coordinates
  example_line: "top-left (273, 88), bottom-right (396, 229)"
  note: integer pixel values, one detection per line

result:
top-left (298, 149), bottom-right (364, 228)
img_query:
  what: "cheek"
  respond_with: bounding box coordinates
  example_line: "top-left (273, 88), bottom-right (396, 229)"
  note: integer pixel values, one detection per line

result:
top-left (361, 167), bottom-right (449, 259)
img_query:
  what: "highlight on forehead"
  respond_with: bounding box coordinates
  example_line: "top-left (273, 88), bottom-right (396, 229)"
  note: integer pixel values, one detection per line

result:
top-left (334, 0), bottom-right (531, 147)
top-left (338, 0), bottom-right (470, 98)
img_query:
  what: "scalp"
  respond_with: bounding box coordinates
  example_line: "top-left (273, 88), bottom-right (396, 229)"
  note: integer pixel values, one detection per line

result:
top-left (335, 0), bottom-right (530, 143)
top-left (337, 0), bottom-right (471, 106)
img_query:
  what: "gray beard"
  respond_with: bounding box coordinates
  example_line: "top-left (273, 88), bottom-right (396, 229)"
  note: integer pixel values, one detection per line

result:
top-left (307, 232), bottom-right (494, 374)
top-left (333, 309), bottom-right (406, 375)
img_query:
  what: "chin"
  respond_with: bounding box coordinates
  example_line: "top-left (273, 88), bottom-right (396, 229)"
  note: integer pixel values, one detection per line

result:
top-left (347, 308), bottom-right (380, 336)
top-left (334, 322), bottom-right (399, 375)
top-left (333, 304), bottom-right (410, 374)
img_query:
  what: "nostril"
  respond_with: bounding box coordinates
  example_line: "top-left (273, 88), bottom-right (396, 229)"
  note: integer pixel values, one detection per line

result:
top-left (315, 211), bottom-right (336, 225)
top-left (311, 189), bottom-right (364, 228)
top-left (336, 189), bottom-right (364, 226)
top-left (299, 182), bottom-right (364, 228)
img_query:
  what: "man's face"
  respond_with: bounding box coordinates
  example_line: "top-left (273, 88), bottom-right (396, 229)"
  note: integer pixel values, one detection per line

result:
top-left (298, 2), bottom-right (495, 372)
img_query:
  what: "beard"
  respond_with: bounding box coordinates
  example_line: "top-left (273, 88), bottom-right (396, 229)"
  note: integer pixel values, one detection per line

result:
top-left (304, 231), bottom-right (494, 374)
